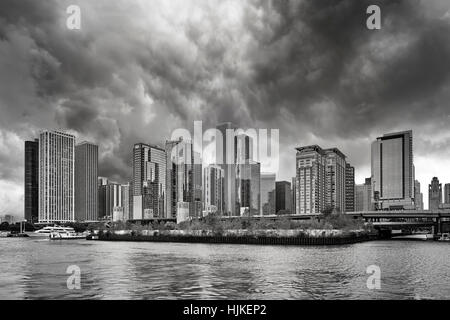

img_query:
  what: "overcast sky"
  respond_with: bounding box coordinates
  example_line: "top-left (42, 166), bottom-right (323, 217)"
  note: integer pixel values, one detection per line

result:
top-left (1, 0), bottom-right (450, 218)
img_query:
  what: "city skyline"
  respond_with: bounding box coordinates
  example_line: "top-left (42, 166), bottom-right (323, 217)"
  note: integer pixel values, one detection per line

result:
top-left (2, 0), bottom-right (450, 219)
top-left (2, 0), bottom-right (450, 306)
top-left (10, 125), bottom-right (450, 221)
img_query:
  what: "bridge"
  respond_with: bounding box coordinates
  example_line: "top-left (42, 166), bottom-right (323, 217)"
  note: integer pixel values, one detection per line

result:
top-left (126, 210), bottom-right (450, 235)
top-left (345, 210), bottom-right (450, 234)
top-left (220, 210), bottom-right (450, 235)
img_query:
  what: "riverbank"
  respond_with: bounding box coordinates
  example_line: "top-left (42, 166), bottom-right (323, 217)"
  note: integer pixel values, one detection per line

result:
top-left (88, 229), bottom-right (377, 245)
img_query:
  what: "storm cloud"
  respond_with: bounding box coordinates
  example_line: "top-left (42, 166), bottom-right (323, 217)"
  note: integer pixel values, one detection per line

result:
top-left (1, 0), bottom-right (450, 217)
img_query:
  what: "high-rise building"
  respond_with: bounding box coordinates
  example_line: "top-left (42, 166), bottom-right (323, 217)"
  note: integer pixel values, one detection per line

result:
top-left (415, 180), bottom-right (424, 210)
top-left (295, 145), bottom-right (347, 215)
top-left (235, 133), bottom-right (260, 216)
top-left (275, 181), bottom-right (292, 214)
top-left (236, 160), bottom-right (260, 216)
top-left (261, 173), bottom-right (276, 215)
top-left (111, 183), bottom-right (123, 218)
top-left (110, 183), bottom-right (130, 222)
top-left (121, 183), bottom-right (130, 221)
top-left (291, 177), bottom-right (297, 214)
top-left (98, 181), bottom-right (130, 222)
top-left (24, 139), bottom-right (39, 223)
top-left (193, 151), bottom-right (202, 215)
top-left (98, 177), bottom-right (108, 218)
top-left (165, 138), bottom-right (183, 219)
top-left (371, 130), bottom-right (415, 210)
top-left (98, 178), bottom-right (129, 220)
top-left (345, 163), bottom-right (355, 212)
top-left (268, 190), bottom-right (276, 216)
top-left (38, 130), bottom-right (75, 223)
top-left (105, 182), bottom-right (123, 218)
top-left (170, 140), bottom-right (203, 222)
top-left (203, 165), bottom-right (224, 215)
top-left (295, 145), bottom-right (326, 215)
top-left (216, 122), bottom-right (237, 216)
top-left (75, 142), bottom-right (98, 222)
top-left (128, 180), bottom-right (133, 220)
top-left (324, 148), bottom-right (347, 213)
top-left (355, 178), bottom-right (373, 211)
top-left (429, 177), bottom-right (442, 211)
top-left (132, 143), bottom-right (166, 219)
top-left (444, 183), bottom-right (450, 204)
top-left (235, 134), bottom-right (254, 164)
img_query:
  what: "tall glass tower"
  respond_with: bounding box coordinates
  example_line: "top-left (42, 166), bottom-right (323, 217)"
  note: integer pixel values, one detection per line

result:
top-left (216, 122), bottom-right (237, 216)
top-left (24, 139), bottom-right (39, 223)
top-left (132, 143), bottom-right (166, 219)
top-left (75, 142), bottom-right (98, 222)
top-left (371, 130), bottom-right (414, 210)
top-left (38, 130), bottom-right (75, 223)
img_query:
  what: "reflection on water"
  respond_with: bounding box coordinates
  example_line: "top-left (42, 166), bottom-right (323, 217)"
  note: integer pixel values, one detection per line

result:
top-left (0, 238), bottom-right (449, 299)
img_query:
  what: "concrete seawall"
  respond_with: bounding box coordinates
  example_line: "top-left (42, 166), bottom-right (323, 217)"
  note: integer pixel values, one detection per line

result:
top-left (90, 229), bottom-right (376, 246)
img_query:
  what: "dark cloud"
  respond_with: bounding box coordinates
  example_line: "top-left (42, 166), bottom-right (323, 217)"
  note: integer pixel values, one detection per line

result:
top-left (1, 0), bottom-right (450, 216)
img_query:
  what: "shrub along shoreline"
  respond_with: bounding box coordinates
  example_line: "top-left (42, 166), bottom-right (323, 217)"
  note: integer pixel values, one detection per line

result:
top-left (90, 213), bottom-right (376, 245)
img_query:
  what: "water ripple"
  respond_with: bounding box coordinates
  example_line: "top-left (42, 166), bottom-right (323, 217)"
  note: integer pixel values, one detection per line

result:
top-left (0, 239), bottom-right (449, 299)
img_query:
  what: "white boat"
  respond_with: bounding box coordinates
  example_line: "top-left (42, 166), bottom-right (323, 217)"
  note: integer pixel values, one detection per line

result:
top-left (27, 226), bottom-right (77, 238)
top-left (392, 233), bottom-right (433, 241)
top-left (49, 230), bottom-right (87, 240)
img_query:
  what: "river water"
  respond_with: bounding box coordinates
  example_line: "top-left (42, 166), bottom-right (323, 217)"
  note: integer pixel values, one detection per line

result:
top-left (0, 238), bottom-right (449, 299)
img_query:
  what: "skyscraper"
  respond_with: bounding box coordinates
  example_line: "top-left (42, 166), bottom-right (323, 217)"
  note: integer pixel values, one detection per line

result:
top-left (295, 145), bottom-right (326, 215)
top-left (38, 130), bottom-right (75, 223)
top-left (444, 183), bottom-right (450, 204)
top-left (193, 151), bottom-right (203, 217)
top-left (75, 142), bottom-right (98, 222)
top-left (165, 138), bottom-right (183, 219)
top-left (429, 177), bottom-right (442, 211)
top-left (235, 133), bottom-right (254, 164)
top-left (98, 177), bottom-right (108, 218)
top-left (216, 122), bottom-right (237, 216)
top-left (415, 180), bottom-right (424, 210)
top-left (203, 165), bottom-right (224, 215)
top-left (291, 177), bottom-right (297, 215)
top-left (345, 163), bottom-right (355, 212)
top-left (295, 145), bottom-right (347, 215)
top-left (355, 178), bottom-right (373, 211)
top-left (110, 183), bottom-right (130, 222)
top-left (268, 190), bottom-right (276, 216)
top-left (24, 139), bottom-right (39, 223)
top-left (121, 183), bottom-right (130, 221)
top-left (324, 148), bottom-right (347, 213)
top-left (128, 180), bottom-right (133, 220)
top-left (132, 143), bottom-right (166, 219)
top-left (235, 133), bottom-right (260, 216)
top-left (275, 181), bottom-right (292, 214)
top-left (236, 160), bottom-right (260, 216)
top-left (261, 173), bottom-right (276, 215)
top-left (109, 182), bottom-right (123, 219)
top-left (98, 180), bottom-right (123, 219)
top-left (371, 130), bottom-right (415, 210)
top-left (171, 140), bottom-right (202, 222)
